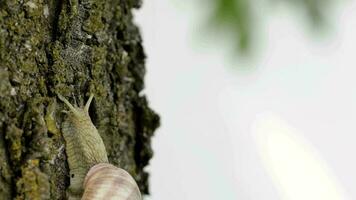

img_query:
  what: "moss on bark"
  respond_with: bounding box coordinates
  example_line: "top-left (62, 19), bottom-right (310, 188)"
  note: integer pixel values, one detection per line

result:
top-left (0, 0), bottom-right (159, 199)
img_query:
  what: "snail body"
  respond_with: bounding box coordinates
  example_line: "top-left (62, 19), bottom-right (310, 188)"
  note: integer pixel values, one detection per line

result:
top-left (58, 94), bottom-right (141, 200)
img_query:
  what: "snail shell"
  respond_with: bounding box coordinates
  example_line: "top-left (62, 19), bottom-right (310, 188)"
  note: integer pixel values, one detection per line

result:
top-left (82, 163), bottom-right (142, 200)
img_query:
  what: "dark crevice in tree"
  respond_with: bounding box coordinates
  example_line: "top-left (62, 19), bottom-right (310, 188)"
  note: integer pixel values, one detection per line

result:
top-left (1, 124), bottom-right (15, 199)
top-left (51, 0), bottom-right (64, 42)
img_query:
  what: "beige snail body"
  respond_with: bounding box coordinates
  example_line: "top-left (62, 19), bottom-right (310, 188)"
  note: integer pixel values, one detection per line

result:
top-left (58, 94), bottom-right (141, 200)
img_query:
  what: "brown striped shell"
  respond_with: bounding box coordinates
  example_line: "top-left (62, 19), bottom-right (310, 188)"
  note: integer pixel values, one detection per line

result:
top-left (82, 163), bottom-right (142, 200)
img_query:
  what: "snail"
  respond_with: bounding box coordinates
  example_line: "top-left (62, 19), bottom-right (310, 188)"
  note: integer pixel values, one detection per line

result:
top-left (57, 94), bottom-right (142, 200)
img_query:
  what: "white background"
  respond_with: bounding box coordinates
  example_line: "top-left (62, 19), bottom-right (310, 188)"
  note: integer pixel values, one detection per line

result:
top-left (135, 0), bottom-right (356, 199)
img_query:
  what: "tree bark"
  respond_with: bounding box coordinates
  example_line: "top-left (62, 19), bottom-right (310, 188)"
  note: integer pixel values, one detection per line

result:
top-left (0, 0), bottom-right (159, 199)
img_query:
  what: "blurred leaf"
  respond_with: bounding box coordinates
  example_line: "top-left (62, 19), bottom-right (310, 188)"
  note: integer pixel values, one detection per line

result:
top-left (283, 0), bottom-right (329, 25)
top-left (208, 0), bottom-right (332, 54)
top-left (210, 0), bottom-right (251, 52)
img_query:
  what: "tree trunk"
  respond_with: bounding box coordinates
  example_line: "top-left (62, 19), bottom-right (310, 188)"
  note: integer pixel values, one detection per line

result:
top-left (0, 0), bottom-right (159, 199)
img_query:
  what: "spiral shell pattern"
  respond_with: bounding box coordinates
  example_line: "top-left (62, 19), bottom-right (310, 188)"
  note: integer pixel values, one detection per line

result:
top-left (82, 163), bottom-right (142, 200)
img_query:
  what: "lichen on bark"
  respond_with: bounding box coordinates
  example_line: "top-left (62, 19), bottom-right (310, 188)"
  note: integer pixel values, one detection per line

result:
top-left (0, 0), bottom-right (159, 199)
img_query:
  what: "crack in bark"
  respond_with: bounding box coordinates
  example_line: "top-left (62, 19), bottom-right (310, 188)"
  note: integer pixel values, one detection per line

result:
top-left (1, 124), bottom-right (15, 199)
top-left (51, 0), bottom-right (64, 42)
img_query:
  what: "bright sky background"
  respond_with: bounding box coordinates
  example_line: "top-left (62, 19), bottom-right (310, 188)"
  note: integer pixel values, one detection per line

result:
top-left (135, 0), bottom-right (356, 199)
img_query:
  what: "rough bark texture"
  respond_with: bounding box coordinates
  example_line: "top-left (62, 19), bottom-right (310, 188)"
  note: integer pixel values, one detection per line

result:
top-left (0, 0), bottom-right (160, 199)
